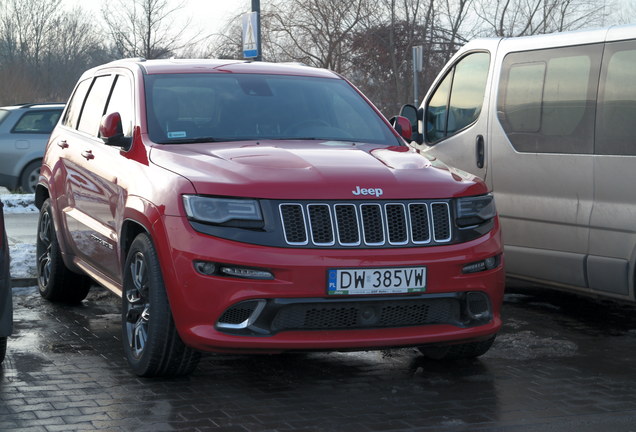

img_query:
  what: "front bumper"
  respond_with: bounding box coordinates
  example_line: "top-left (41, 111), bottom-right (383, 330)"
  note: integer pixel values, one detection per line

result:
top-left (157, 215), bottom-right (505, 353)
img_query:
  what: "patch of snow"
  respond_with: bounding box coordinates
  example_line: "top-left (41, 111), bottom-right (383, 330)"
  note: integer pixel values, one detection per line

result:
top-left (9, 243), bottom-right (36, 279)
top-left (1, 193), bottom-right (37, 214)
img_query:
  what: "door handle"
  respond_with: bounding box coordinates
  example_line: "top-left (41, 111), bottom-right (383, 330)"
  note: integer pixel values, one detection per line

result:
top-left (57, 140), bottom-right (69, 149)
top-left (81, 150), bottom-right (94, 160)
top-left (476, 135), bottom-right (485, 169)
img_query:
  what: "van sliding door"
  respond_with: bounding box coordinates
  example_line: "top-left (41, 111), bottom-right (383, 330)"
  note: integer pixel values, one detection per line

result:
top-left (590, 39), bottom-right (636, 299)
top-left (493, 43), bottom-right (602, 290)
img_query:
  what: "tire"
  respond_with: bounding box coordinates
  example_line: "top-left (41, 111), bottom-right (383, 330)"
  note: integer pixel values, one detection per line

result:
top-left (36, 199), bottom-right (91, 303)
top-left (19, 160), bottom-right (41, 193)
top-left (418, 335), bottom-right (496, 361)
top-left (122, 233), bottom-right (200, 377)
top-left (0, 337), bottom-right (6, 364)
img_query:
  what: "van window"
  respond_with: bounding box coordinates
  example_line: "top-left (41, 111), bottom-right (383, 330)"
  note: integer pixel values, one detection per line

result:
top-left (425, 52), bottom-right (490, 143)
top-left (498, 44), bottom-right (602, 154)
top-left (505, 62), bottom-right (545, 132)
top-left (596, 41), bottom-right (636, 155)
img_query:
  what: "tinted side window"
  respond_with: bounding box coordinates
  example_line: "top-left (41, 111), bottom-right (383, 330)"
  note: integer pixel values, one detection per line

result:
top-left (425, 52), bottom-right (490, 143)
top-left (77, 75), bottom-right (114, 137)
top-left (104, 75), bottom-right (133, 137)
top-left (12, 110), bottom-right (62, 134)
top-left (498, 44), bottom-right (602, 154)
top-left (596, 40), bottom-right (636, 155)
top-left (62, 79), bottom-right (91, 129)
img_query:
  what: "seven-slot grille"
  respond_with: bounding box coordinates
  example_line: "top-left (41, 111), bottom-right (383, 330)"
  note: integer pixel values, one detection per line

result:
top-left (279, 201), bottom-right (452, 247)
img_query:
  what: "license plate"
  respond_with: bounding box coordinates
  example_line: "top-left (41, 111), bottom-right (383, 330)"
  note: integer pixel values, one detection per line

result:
top-left (327, 267), bottom-right (426, 295)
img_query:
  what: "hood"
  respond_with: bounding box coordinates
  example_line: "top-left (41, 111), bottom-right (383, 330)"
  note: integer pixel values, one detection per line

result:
top-left (148, 140), bottom-right (487, 200)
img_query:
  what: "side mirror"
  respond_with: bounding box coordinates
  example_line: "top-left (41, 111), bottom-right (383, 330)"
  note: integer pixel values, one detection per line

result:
top-left (390, 115), bottom-right (413, 141)
top-left (399, 104), bottom-right (423, 144)
top-left (99, 112), bottom-right (130, 148)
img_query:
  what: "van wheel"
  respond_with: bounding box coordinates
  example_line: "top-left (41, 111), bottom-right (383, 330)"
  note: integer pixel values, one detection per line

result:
top-left (0, 337), bottom-right (6, 363)
top-left (36, 199), bottom-right (91, 303)
top-left (122, 233), bottom-right (200, 377)
top-left (418, 335), bottom-right (496, 360)
top-left (19, 160), bottom-right (41, 193)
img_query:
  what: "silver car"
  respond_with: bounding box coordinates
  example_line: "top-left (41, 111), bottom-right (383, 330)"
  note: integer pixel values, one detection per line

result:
top-left (0, 103), bottom-right (64, 193)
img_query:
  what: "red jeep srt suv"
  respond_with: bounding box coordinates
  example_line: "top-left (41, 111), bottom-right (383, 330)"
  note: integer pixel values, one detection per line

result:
top-left (35, 59), bottom-right (504, 376)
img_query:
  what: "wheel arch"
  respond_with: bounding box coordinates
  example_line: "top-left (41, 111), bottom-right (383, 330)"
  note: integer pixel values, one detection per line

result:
top-left (120, 219), bottom-right (150, 268)
top-left (35, 183), bottom-right (49, 209)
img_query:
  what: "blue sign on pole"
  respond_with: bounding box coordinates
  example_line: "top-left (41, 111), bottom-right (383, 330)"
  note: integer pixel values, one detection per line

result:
top-left (242, 12), bottom-right (259, 59)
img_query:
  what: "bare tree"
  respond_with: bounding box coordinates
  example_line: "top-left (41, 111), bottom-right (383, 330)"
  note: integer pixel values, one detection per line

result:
top-left (0, 0), bottom-right (107, 104)
top-left (474, 0), bottom-right (611, 37)
top-left (102, 0), bottom-right (198, 59)
top-left (0, 0), bottom-right (62, 66)
top-left (268, 0), bottom-right (373, 73)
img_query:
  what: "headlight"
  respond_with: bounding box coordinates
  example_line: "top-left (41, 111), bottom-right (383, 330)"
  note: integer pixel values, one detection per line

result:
top-left (456, 194), bottom-right (496, 228)
top-left (183, 195), bottom-right (263, 226)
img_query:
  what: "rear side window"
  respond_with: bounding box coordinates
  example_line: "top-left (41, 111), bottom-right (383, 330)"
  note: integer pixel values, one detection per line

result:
top-left (62, 79), bottom-right (91, 129)
top-left (596, 40), bottom-right (636, 155)
top-left (498, 44), bottom-right (602, 154)
top-left (77, 75), bottom-right (115, 136)
top-left (425, 52), bottom-right (490, 143)
top-left (12, 110), bottom-right (62, 134)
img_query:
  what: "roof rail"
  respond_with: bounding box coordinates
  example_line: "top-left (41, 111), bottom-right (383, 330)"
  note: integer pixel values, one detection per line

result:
top-left (17, 102), bottom-right (65, 108)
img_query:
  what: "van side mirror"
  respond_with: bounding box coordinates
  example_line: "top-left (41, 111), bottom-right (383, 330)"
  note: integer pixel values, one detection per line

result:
top-left (390, 115), bottom-right (413, 141)
top-left (100, 112), bottom-right (130, 148)
top-left (399, 104), bottom-right (423, 144)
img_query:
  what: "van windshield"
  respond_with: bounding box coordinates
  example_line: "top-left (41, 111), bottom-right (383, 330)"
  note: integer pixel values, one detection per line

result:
top-left (145, 73), bottom-right (400, 146)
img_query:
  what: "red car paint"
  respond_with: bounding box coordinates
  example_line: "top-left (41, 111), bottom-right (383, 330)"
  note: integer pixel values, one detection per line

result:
top-left (37, 59), bottom-right (504, 360)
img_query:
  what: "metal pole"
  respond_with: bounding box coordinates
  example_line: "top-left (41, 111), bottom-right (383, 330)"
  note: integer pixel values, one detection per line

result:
top-left (251, 0), bottom-right (262, 61)
top-left (412, 46), bottom-right (419, 106)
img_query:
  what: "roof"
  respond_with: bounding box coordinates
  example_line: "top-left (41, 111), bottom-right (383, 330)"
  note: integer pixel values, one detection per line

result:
top-left (94, 58), bottom-right (341, 80)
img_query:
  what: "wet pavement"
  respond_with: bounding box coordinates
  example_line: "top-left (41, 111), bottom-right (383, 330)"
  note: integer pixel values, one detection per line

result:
top-left (2, 283), bottom-right (636, 431)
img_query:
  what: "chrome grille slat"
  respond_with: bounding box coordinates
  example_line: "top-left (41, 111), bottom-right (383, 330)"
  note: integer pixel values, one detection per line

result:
top-left (431, 202), bottom-right (452, 242)
top-left (334, 204), bottom-right (361, 246)
top-left (307, 204), bottom-right (335, 246)
top-left (279, 201), bottom-right (452, 248)
top-left (361, 204), bottom-right (385, 245)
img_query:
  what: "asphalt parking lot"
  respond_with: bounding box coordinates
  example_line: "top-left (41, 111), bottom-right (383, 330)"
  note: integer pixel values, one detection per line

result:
top-left (2, 282), bottom-right (636, 432)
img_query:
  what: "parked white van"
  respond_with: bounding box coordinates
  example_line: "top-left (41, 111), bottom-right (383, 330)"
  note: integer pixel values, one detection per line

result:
top-left (401, 25), bottom-right (636, 302)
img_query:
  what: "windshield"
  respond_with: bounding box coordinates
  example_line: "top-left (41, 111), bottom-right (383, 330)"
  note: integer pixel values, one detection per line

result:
top-left (145, 73), bottom-right (400, 145)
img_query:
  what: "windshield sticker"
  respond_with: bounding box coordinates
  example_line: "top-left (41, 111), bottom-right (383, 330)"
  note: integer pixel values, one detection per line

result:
top-left (168, 131), bottom-right (187, 138)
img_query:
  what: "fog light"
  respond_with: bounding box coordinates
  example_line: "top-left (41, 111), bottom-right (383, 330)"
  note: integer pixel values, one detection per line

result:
top-left (484, 256), bottom-right (498, 270)
top-left (194, 261), bottom-right (217, 276)
top-left (220, 267), bottom-right (274, 280)
top-left (466, 292), bottom-right (491, 320)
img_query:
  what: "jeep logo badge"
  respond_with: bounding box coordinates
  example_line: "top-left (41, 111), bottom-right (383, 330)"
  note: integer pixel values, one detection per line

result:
top-left (352, 186), bottom-right (384, 197)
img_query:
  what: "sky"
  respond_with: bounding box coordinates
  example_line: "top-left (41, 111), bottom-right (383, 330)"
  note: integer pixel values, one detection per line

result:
top-left (64, 0), bottom-right (246, 38)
